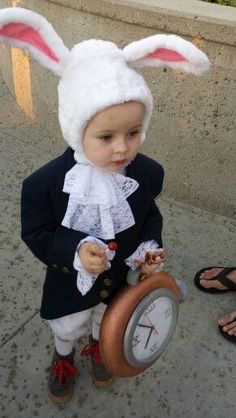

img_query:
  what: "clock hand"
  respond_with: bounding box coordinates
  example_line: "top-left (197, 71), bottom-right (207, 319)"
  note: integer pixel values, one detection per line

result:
top-left (138, 323), bottom-right (153, 329)
top-left (146, 315), bottom-right (159, 335)
top-left (144, 327), bottom-right (153, 349)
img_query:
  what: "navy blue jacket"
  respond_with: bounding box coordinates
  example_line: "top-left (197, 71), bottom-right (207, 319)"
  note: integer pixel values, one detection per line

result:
top-left (21, 147), bottom-right (164, 319)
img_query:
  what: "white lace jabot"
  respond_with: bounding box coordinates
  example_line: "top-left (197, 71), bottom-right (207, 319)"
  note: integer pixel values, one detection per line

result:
top-left (61, 164), bottom-right (139, 240)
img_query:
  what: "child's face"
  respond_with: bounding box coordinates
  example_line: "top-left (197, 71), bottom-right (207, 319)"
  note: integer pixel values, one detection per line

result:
top-left (82, 101), bottom-right (145, 172)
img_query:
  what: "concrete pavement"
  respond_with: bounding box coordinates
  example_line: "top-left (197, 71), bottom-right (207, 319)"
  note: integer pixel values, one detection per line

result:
top-left (0, 73), bottom-right (235, 418)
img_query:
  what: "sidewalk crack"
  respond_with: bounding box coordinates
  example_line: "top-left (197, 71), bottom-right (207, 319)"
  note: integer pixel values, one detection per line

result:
top-left (1, 309), bottom-right (40, 348)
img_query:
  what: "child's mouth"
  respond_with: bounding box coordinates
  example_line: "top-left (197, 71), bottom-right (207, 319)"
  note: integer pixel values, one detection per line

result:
top-left (113, 159), bottom-right (126, 166)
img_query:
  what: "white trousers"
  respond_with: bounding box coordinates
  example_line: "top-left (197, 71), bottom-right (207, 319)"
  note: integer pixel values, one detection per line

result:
top-left (48, 303), bottom-right (107, 342)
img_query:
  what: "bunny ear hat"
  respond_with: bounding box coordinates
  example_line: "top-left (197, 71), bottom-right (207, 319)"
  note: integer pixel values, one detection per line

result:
top-left (0, 7), bottom-right (210, 163)
top-left (0, 7), bottom-right (211, 295)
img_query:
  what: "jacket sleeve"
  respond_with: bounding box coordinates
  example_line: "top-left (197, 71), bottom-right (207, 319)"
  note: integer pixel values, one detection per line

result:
top-left (21, 176), bottom-right (87, 270)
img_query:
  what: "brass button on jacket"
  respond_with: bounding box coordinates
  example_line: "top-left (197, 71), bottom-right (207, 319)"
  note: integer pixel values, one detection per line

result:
top-left (103, 278), bottom-right (112, 287)
top-left (100, 290), bottom-right (109, 299)
top-left (62, 266), bottom-right (70, 274)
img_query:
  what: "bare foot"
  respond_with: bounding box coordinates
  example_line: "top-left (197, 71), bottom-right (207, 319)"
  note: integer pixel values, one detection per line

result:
top-left (218, 310), bottom-right (236, 336)
top-left (199, 268), bottom-right (236, 290)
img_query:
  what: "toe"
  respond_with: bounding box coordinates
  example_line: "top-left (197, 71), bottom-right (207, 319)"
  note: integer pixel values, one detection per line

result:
top-left (223, 322), bottom-right (236, 336)
top-left (200, 278), bottom-right (227, 290)
top-left (200, 268), bottom-right (222, 280)
top-left (218, 310), bottom-right (236, 326)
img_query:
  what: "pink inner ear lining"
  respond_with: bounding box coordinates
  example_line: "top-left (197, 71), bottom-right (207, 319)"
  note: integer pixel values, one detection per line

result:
top-left (0, 22), bottom-right (59, 62)
top-left (147, 48), bottom-right (187, 62)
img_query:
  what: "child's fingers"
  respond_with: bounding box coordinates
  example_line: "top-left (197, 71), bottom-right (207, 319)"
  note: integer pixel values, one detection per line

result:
top-left (79, 243), bottom-right (108, 273)
top-left (156, 249), bottom-right (166, 262)
top-left (87, 243), bottom-right (106, 257)
top-left (88, 251), bottom-right (107, 272)
top-left (90, 255), bottom-right (106, 267)
top-left (88, 258), bottom-right (107, 274)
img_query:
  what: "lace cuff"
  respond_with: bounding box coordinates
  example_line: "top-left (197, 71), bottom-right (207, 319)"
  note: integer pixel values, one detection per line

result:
top-left (73, 236), bottom-right (115, 296)
top-left (125, 240), bottom-right (164, 270)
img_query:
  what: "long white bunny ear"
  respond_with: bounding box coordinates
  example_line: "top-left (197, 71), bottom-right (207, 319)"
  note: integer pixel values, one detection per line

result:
top-left (0, 7), bottom-right (70, 76)
top-left (123, 34), bottom-right (210, 76)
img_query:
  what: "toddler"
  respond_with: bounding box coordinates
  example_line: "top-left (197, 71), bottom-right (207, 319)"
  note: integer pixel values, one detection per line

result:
top-left (0, 7), bottom-right (210, 405)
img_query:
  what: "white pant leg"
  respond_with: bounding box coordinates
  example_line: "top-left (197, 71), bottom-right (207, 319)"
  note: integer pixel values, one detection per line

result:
top-left (48, 308), bottom-right (92, 341)
top-left (91, 303), bottom-right (107, 340)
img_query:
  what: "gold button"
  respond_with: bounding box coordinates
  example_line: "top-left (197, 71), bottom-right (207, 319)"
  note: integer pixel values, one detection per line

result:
top-left (100, 290), bottom-right (109, 299)
top-left (62, 266), bottom-right (70, 274)
top-left (103, 278), bottom-right (112, 287)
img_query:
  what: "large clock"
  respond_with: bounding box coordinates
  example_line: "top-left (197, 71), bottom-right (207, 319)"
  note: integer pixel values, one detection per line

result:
top-left (99, 270), bottom-right (179, 377)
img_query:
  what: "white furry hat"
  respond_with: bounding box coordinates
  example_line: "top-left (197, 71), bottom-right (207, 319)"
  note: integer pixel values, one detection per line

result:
top-left (0, 7), bottom-right (210, 162)
top-left (58, 39), bottom-right (153, 162)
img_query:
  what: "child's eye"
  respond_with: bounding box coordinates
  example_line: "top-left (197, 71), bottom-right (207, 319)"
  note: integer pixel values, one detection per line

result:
top-left (99, 134), bottom-right (113, 141)
top-left (128, 130), bottom-right (139, 138)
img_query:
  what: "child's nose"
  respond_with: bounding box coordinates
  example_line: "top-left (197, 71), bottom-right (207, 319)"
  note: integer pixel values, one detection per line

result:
top-left (115, 137), bottom-right (128, 153)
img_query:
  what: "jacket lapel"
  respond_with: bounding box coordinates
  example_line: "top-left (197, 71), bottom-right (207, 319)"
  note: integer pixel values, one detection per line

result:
top-left (126, 154), bottom-right (150, 223)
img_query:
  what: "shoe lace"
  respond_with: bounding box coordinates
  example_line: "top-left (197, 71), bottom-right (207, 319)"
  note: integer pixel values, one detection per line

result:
top-left (81, 342), bottom-right (102, 365)
top-left (52, 359), bottom-right (80, 384)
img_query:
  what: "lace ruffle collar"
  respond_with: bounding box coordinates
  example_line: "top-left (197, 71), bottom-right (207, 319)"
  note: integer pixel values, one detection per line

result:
top-left (61, 163), bottom-right (139, 239)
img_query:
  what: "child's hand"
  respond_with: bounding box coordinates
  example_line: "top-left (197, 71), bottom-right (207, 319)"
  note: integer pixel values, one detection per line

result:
top-left (135, 249), bottom-right (166, 277)
top-left (140, 262), bottom-right (159, 276)
top-left (78, 243), bottom-right (107, 274)
top-left (154, 249), bottom-right (166, 264)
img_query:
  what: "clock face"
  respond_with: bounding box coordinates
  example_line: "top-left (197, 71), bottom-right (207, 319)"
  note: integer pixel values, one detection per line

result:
top-left (123, 288), bottom-right (178, 367)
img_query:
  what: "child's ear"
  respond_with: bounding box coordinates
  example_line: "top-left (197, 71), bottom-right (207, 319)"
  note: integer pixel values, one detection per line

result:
top-left (123, 34), bottom-right (210, 75)
top-left (0, 7), bottom-right (70, 76)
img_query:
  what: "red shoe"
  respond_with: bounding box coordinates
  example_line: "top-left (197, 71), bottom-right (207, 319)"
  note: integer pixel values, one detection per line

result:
top-left (48, 349), bottom-right (79, 405)
top-left (81, 336), bottom-right (115, 388)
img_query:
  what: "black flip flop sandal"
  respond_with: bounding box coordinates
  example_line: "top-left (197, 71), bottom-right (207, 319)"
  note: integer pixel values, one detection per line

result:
top-left (218, 318), bottom-right (236, 343)
top-left (194, 267), bottom-right (236, 294)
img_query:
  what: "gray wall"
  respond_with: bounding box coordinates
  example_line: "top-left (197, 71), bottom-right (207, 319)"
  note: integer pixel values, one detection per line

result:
top-left (0, 0), bottom-right (235, 218)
